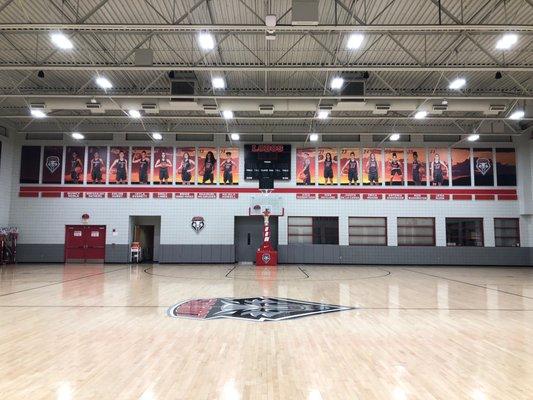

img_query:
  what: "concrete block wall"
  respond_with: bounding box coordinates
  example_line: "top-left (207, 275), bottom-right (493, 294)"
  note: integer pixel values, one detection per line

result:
top-left (6, 135), bottom-right (533, 265)
top-left (0, 131), bottom-right (14, 226)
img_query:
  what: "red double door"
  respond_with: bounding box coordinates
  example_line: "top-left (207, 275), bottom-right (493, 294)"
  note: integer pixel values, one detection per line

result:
top-left (65, 225), bottom-right (106, 262)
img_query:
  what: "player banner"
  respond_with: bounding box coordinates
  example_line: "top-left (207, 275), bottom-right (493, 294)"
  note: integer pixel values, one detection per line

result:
top-left (317, 148), bottom-right (337, 185)
top-left (219, 147), bottom-right (239, 185)
top-left (495, 148), bottom-right (516, 186)
top-left (339, 148), bottom-right (360, 185)
top-left (153, 147), bottom-right (173, 184)
top-left (296, 148), bottom-right (316, 185)
top-left (474, 148), bottom-right (494, 186)
top-left (406, 148), bottom-right (426, 186)
top-left (42, 146), bottom-right (63, 184)
top-left (20, 146), bottom-right (41, 184)
top-left (451, 148), bottom-right (471, 186)
top-left (176, 147), bottom-right (196, 185)
top-left (64, 146), bottom-right (85, 184)
top-left (131, 147), bottom-right (151, 184)
top-left (384, 149), bottom-right (404, 186)
top-left (429, 148), bottom-right (449, 186)
top-left (197, 147), bottom-right (217, 185)
top-left (363, 148), bottom-right (382, 185)
top-left (109, 147), bottom-right (129, 184)
top-left (87, 146), bottom-right (107, 184)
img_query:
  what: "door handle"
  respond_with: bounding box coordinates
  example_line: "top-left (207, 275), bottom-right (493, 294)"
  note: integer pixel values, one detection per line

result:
top-left (247, 233), bottom-right (251, 245)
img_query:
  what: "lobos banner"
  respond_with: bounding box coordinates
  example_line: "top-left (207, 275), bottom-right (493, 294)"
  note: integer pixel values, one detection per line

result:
top-left (428, 148), bottom-right (449, 186)
top-left (474, 148), bottom-right (494, 186)
top-left (176, 147), bottom-right (196, 185)
top-left (451, 148), bottom-right (471, 186)
top-left (362, 148), bottom-right (382, 185)
top-left (296, 148), bottom-right (316, 185)
top-left (197, 147), bottom-right (217, 185)
top-left (87, 146), bottom-right (107, 184)
top-left (42, 146), bottom-right (63, 184)
top-left (219, 147), bottom-right (239, 185)
top-left (495, 148), bottom-right (516, 186)
top-left (109, 147), bottom-right (129, 184)
top-left (384, 149), bottom-right (404, 186)
top-left (20, 146), bottom-right (41, 184)
top-left (406, 148), bottom-right (426, 186)
top-left (339, 148), bottom-right (360, 185)
top-left (317, 148), bottom-right (338, 185)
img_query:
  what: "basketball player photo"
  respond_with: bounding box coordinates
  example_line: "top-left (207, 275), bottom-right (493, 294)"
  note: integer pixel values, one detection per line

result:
top-left (154, 147), bottom-right (173, 184)
top-left (65, 146), bottom-right (85, 184)
top-left (296, 148), bottom-right (315, 185)
top-left (109, 147), bottom-right (128, 184)
top-left (363, 149), bottom-right (381, 185)
top-left (340, 148), bottom-right (360, 185)
top-left (407, 148), bottom-right (426, 186)
top-left (219, 148), bottom-right (239, 185)
top-left (318, 148), bottom-right (337, 185)
top-left (198, 147), bottom-right (217, 185)
top-left (385, 149), bottom-right (404, 185)
top-left (176, 148), bottom-right (196, 185)
top-left (429, 149), bottom-right (449, 186)
top-left (87, 146), bottom-right (107, 184)
top-left (131, 147), bottom-right (151, 184)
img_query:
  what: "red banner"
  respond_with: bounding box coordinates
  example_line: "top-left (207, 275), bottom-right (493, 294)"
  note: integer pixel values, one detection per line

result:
top-left (175, 192), bottom-right (195, 199)
top-left (64, 192), bottom-right (83, 199)
top-left (362, 193), bottom-right (383, 200)
top-left (318, 193), bottom-right (338, 199)
top-left (130, 192), bottom-right (150, 199)
top-left (153, 192), bottom-right (172, 199)
top-left (85, 192), bottom-right (106, 199)
top-left (407, 193), bottom-right (427, 200)
top-left (197, 192), bottom-right (217, 199)
top-left (296, 193), bottom-right (316, 199)
top-left (385, 193), bottom-right (405, 200)
top-left (107, 192), bottom-right (127, 199)
top-left (340, 193), bottom-right (361, 200)
top-left (219, 192), bottom-right (239, 199)
top-left (430, 194), bottom-right (450, 200)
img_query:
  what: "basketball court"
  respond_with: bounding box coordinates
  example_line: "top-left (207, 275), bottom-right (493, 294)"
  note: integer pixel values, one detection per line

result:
top-left (0, 0), bottom-right (532, 399)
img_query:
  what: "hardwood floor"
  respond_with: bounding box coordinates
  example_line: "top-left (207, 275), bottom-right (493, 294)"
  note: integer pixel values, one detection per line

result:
top-left (1, 264), bottom-right (532, 399)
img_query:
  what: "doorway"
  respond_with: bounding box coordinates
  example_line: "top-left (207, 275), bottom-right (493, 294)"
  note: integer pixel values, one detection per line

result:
top-left (234, 216), bottom-right (278, 263)
top-left (130, 216), bottom-right (161, 262)
top-left (65, 225), bottom-right (106, 263)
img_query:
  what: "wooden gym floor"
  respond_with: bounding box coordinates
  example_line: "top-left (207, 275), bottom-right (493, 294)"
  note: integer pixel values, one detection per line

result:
top-left (1, 264), bottom-right (532, 399)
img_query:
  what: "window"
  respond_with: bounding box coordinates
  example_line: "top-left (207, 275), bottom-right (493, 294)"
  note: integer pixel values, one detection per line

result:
top-left (288, 217), bottom-right (339, 244)
top-left (349, 217), bottom-right (387, 246)
top-left (446, 218), bottom-right (484, 247)
top-left (494, 218), bottom-right (520, 247)
top-left (397, 218), bottom-right (435, 246)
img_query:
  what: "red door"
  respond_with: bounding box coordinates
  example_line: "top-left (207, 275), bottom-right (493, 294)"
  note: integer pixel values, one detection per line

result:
top-left (65, 225), bottom-right (106, 262)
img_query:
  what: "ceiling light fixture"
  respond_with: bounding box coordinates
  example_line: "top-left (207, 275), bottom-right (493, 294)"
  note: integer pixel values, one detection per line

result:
top-left (198, 32), bottom-right (215, 50)
top-left (128, 109), bottom-right (141, 119)
top-left (309, 133), bottom-right (319, 142)
top-left (449, 77), bottom-right (466, 90)
top-left (212, 77), bottom-right (226, 89)
top-left (495, 33), bottom-right (518, 50)
top-left (414, 110), bottom-right (427, 119)
top-left (317, 110), bottom-right (330, 119)
top-left (30, 109), bottom-right (46, 118)
top-left (222, 110), bottom-right (234, 119)
top-left (230, 133), bottom-right (240, 140)
top-left (50, 32), bottom-right (73, 50)
top-left (389, 133), bottom-right (401, 141)
top-left (71, 132), bottom-right (85, 140)
top-left (467, 134), bottom-right (479, 142)
top-left (442, 99), bottom-right (448, 105)
top-left (509, 110), bottom-right (525, 120)
top-left (330, 77), bottom-right (344, 90)
top-left (152, 132), bottom-right (163, 140)
top-left (95, 76), bottom-right (113, 90)
top-left (346, 33), bottom-right (364, 50)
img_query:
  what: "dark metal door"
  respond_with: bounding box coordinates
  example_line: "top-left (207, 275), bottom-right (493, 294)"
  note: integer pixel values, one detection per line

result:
top-left (234, 216), bottom-right (277, 262)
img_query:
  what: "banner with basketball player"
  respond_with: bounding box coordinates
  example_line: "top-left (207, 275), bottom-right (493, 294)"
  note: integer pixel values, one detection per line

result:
top-left (42, 146), bottom-right (63, 184)
top-left (362, 148), bottom-right (382, 185)
top-left (87, 146), bottom-right (107, 184)
top-left (473, 148), bottom-right (494, 186)
top-left (176, 147), bottom-right (196, 185)
top-left (20, 146), bottom-right (41, 184)
top-left (495, 148), bottom-right (516, 186)
top-left (428, 148), bottom-right (449, 186)
top-left (406, 148), bottom-right (426, 186)
top-left (451, 148), bottom-right (471, 186)
top-left (197, 147), bottom-right (217, 185)
top-left (153, 147), bottom-right (173, 184)
top-left (108, 147), bottom-right (129, 184)
top-left (131, 147), bottom-right (151, 184)
top-left (219, 147), bottom-right (239, 185)
top-left (317, 148), bottom-right (338, 185)
top-left (64, 146), bottom-right (85, 184)
top-left (296, 148), bottom-right (316, 185)
top-left (339, 148), bottom-right (360, 185)
top-left (384, 149), bottom-right (404, 186)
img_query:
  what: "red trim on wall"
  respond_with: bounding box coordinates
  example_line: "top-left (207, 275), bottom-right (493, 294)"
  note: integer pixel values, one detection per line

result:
top-left (475, 194), bottom-right (496, 200)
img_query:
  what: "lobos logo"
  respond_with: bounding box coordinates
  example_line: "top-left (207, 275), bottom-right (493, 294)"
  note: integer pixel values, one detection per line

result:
top-left (45, 156), bottom-right (60, 174)
top-left (261, 253), bottom-right (271, 264)
top-left (476, 158), bottom-right (492, 176)
top-left (191, 216), bottom-right (205, 233)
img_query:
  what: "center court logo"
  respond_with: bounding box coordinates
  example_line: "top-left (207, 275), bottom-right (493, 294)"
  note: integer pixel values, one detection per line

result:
top-left (191, 216), bottom-right (205, 234)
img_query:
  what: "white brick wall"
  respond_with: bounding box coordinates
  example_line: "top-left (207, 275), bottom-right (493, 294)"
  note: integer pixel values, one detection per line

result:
top-left (0, 134), bottom-right (14, 226)
top-left (7, 139), bottom-right (531, 248)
